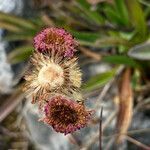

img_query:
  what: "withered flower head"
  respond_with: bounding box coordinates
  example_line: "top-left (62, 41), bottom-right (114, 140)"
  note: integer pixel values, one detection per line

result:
top-left (42, 95), bottom-right (93, 135)
top-left (34, 27), bottom-right (78, 58)
top-left (23, 52), bottom-right (82, 104)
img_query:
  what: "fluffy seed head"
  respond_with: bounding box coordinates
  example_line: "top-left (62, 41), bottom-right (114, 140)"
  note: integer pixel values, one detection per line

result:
top-left (33, 27), bottom-right (78, 58)
top-left (69, 63), bottom-right (82, 88)
top-left (38, 63), bottom-right (64, 88)
top-left (23, 52), bottom-right (82, 104)
top-left (42, 95), bottom-right (93, 135)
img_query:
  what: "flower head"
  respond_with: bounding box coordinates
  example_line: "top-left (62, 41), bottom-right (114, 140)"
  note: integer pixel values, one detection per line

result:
top-left (42, 95), bottom-right (92, 135)
top-left (23, 52), bottom-right (82, 104)
top-left (34, 27), bottom-right (78, 58)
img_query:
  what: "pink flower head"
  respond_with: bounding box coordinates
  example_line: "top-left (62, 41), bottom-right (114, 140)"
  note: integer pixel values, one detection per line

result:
top-left (42, 95), bottom-right (93, 135)
top-left (33, 27), bottom-right (78, 58)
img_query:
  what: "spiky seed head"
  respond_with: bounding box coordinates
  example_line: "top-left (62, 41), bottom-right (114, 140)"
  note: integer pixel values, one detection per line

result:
top-left (23, 52), bottom-right (82, 104)
top-left (69, 63), bottom-right (82, 88)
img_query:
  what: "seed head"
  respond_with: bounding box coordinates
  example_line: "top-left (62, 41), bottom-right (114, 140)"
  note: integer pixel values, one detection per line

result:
top-left (23, 52), bottom-right (82, 104)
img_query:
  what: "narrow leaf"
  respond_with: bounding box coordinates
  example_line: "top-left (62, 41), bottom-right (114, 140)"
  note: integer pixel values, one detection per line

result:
top-left (125, 0), bottom-right (147, 41)
top-left (4, 32), bottom-right (34, 41)
top-left (0, 22), bottom-right (23, 32)
top-left (8, 46), bottom-right (33, 64)
top-left (79, 37), bottom-right (130, 48)
top-left (115, 0), bottom-right (129, 25)
top-left (71, 30), bottom-right (101, 42)
top-left (116, 68), bottom-right (133, 143)
top-left (82, 69), bottom-right (116, 91)
top-left (105, 7), bottom-right (124, 25)
top-left (95, 37), bottom-right (130, 47)
top-left (76, 0), bottom-right (104, 24)
top-left (0, 11), bottom-right (36, 29)
top-left (103, 55), bottom-right (138, 68)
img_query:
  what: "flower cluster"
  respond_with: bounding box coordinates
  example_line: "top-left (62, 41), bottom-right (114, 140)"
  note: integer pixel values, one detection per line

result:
top-left (23, 27), bottom-right (92, 135)
top-left (34, 27), bottom-right (78, 58)
top-left (43, 95), bottom-right (92, 135)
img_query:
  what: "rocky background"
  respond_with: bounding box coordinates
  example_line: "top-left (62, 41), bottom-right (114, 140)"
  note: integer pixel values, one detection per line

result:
top-left (0, 0), bottom-right (150, 150)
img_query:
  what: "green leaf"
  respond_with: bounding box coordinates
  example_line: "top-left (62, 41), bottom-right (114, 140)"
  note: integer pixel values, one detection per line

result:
top-left (0, 22), bottom-right (23, 32)
top-left (78, 36), bottom-right (130, 48)
top-left (71, 30), bottom-right (101, 42)
top-left (115, 0), bottom-right (129, 25)
top-left (4, 34), bottom-right (33, 41)
top-left (105, 7), bottom-right (124, 25)
top-left (103, 55), bottom-right (139, 67)
top-left (125, 0), bottom-right (147, 41)
top-left (76, 0), bottom-right (104, 24)
top-left (0, 11), bottom-right (36, 29)
top-left (82, 69), bottom-right (116, 91)
top-left (4, 31), bottom-right (35, 41)
top-left (104, 2), bottom-right (129, 26)
top-left (95, 37), bottom-right (130, 47)
top-left (8, 45), bottom-right (33, 64)
top-left (128, 42), bottom-right (150, 60)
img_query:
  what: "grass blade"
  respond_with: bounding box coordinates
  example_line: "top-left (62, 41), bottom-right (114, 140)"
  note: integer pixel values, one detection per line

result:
top-left (0, 11), bottom-right (36, 29)
top-left (8, 45), bottom-right (33, 64)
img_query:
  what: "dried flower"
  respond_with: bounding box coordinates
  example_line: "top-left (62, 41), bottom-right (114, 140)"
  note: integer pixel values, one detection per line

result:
top-left (23, 52), bottom-right (82, 104)
top-left (69, 62), bottom-right (82, 88)
top-left (34, 27), bottom-right (78, 58)
top-left (38, 92), bottom-right (83, 111)
top-left (41, 95), bottom-right (92, 135)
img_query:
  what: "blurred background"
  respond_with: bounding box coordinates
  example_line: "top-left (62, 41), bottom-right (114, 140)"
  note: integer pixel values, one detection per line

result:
top-left (0, 0), bottom-right (150, 149)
